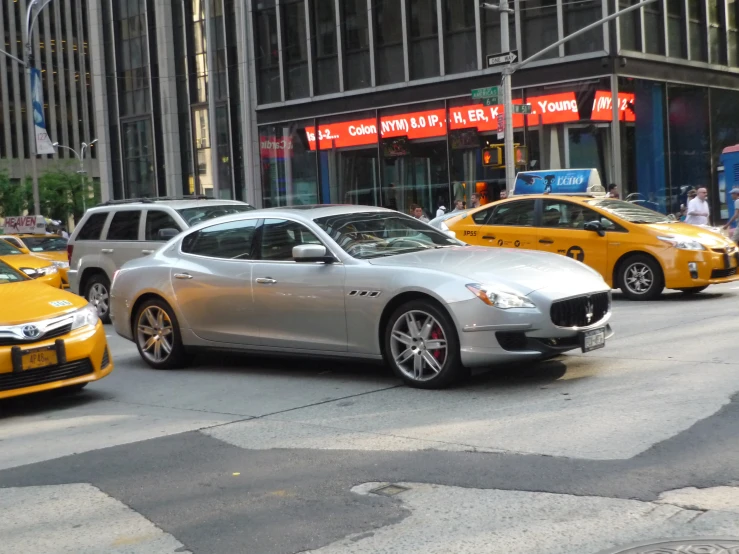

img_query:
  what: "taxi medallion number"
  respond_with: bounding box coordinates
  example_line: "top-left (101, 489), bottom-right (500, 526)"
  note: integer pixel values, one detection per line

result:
top-left (22, 347), bottom-right (57, 370)
top-left (580, 327), bottom-right (606, 353)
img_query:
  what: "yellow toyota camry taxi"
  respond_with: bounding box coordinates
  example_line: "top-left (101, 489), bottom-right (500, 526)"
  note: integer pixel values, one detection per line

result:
top-left (0, 234), bottom-right (70, 288)
top-left (0, 238), bottom-right (62, 288)
top-left (444, 195), bottom-right (739, 300)
top-left (0, 259), bottom-right (112, 399)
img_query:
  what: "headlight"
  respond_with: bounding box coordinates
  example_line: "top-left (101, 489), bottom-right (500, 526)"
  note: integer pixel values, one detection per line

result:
top-left (466, 283), bottom-right (536, 309)
top-left (657, 235), bottom-right (705, 251)
top-left (440, 221), bottom-right (456, 238)
top-left (20, 267), bottom-right (39, 278)
top-left (71, 304), bottom-right (99, 330)
top-left (52, 261), bottom-right (69, 269)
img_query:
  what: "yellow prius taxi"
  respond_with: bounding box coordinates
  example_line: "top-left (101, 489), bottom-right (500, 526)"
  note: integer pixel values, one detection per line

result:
top-left (0, 238), bottom-right (63, 288)
top-left (0, 260), bottom-right (112, 400)
top-left (0, 234), bottom-right (70, 288)
top-left (444, 195), bottom-right (739, 300)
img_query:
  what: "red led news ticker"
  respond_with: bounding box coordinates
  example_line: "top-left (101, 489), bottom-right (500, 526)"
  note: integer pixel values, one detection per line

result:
top-left (260, 91), bottom-right (636, 155)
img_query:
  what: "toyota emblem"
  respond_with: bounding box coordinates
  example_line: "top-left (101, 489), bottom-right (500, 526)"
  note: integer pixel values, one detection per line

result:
top-left (22, 325), bottom-right (41, 339)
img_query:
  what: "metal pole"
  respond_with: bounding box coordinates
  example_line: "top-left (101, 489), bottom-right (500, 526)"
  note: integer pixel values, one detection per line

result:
top-left (0, 48), bottom-right (26, 65)
top-left (503, 69), bottom-right (515, 195)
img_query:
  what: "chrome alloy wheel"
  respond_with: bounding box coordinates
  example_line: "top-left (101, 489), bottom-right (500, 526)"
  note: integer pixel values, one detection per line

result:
top-left (88, 283), bottom-right (109, 316)
top-left (137, 306), bottom-right (174, 363)
top-left (390, 310), bottom-right (448, 382)
top-left (623, 261), bottom-right (654, 295)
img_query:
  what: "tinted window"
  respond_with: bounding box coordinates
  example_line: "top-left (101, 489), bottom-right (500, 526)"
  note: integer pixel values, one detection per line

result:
top-left (472, 206), bottom-right (495, 225)
top-left (76, 212), bottom-right (109, 240)
top-left (181, 219), bottom-right (259, 259)
top-left (260, 219), bottom-right (323, 261)
top-left (106, 211), bottom-right (142, 240)
top-left (145, 210), bottom-right (182, 241)
top-left (489, 200), bottom-right (536, 226)
top-left (542, 200), bottom-right (618, 230)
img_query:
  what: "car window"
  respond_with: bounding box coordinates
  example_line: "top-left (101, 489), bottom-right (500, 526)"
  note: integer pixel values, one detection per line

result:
top-left (2, 237), bottom-right (25, 249)
top-left (177, 204), bottom-right (255, 226)
top-left (145, 210), bottom-right (182, 241)
top-left (260, 219), bottom-right (323, 261)
top-left (181, 219), bottom-right (258, 259)
top-left (471, 206), bottom-right (495, 225)
top-left (22, 236), bottom-right (68, 251)
top-left (489, 200), bottom-right (536, 226)
top-left (541, 201), bottom-right (614, 230)
top-left (76, 212), bottom-right (109, 240)
top-left (0, 260), bottom-right (25, 282)
top-left (0, 240), bottom-right (23, 255)
top-left (106, 210), bottom-right (142, 241)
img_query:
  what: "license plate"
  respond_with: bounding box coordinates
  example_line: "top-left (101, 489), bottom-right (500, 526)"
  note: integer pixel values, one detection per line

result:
top-left (581, 327), bottom-right (606, 353)
top-left (21, 347), bottom-right (58, 370)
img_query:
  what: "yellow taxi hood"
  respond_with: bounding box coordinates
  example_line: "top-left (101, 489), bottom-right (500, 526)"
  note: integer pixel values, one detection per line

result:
top-left (0, 280), bottom-right (86, 325)
top-left (1, 253), bottom-right (55, 270)
top-left (645, 223), bottom-right (733, 249)
top-left (31, 251), bottom-right (67, 263)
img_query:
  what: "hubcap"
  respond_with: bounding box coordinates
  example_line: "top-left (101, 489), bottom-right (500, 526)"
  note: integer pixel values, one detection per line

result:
top-left (390, 310), bottom-right (448, 382)
top-left (137, 306), bottom-right (174, 363)
top-left (624, 262), bottom-right (653, 295)
top-left (88, 283), bottom-right (109, 316)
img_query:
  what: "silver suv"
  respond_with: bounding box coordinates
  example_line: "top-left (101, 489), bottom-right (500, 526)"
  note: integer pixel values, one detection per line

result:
top-left (67, 197), bottom-right (254, 322)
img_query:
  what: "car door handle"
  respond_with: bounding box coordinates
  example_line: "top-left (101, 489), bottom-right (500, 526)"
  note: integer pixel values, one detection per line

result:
top-left (255, 277), bottom-right (277, 284)
top-left (539, 239), bottom-right (554, 244)
top-left (174, 273), bottom-right (193, 280)
top-left (101, 248), bottom-right (114, 253)
top-left (482, 235), bottom-right (496, 240)
top-left (141, 249), bottom-right (155, 255)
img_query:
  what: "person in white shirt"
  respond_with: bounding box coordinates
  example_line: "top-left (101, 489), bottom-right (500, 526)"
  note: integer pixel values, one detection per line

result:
top-left (723, 187), bottom-right (739, 244)
top-left (436, 205), bottom-right (447, 218)
top-left (684, 187), bottom-right (710, 226)
top-left (410, 204), bottom-right (429, 223)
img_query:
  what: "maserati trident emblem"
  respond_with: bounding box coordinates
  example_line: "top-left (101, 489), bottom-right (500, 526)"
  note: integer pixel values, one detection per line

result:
top-left (21, 325), bottom-right (41, 339)
top-left (584, 298), bottom-right (594, 325)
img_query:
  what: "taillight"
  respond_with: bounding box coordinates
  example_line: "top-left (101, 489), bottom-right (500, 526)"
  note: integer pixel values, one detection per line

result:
top-left (67, 244), bottom-right (74, 264)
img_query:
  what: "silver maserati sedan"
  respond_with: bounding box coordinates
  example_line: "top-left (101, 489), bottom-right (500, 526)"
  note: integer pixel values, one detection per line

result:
top-left (110, 205), bottom-right (614, 389)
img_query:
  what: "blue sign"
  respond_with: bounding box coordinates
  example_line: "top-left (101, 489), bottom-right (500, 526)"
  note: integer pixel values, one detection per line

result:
top-left (513, 169), bottom-right (604, 196)
top-left (31, 67), bottom-right (55, 155)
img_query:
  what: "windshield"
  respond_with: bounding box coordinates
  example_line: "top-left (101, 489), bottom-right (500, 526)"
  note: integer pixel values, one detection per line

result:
top-left (177, 204), bottom-right (255, 226)
top-left (22, 236), bottom-right (68, 252)
top-left (587, 198), bottom-right (673, 224)
top-left (0, 240), bottom-right (23, 256)
top-left (0, 260), bottom-right (25, 283)
top-left (314, 212), bottom-right (463, 260)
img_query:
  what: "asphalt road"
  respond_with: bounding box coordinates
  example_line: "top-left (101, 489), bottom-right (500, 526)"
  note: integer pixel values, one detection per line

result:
top-left (2, 283), bottom-right (739, 554)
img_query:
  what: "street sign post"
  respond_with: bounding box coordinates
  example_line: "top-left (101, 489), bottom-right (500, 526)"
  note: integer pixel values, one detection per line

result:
top-left (487, 50), bottom-right (518, 68)
top-left (497, 113), bottom-right (505, 139)
top-left (513, 104), bottom-right (533, 114)
top-left (471, 86), bottom-right (499, 100)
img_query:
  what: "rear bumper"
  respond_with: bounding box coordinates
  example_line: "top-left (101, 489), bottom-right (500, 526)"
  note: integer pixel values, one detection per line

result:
top-left (0, 322), bottom-right (112, 400)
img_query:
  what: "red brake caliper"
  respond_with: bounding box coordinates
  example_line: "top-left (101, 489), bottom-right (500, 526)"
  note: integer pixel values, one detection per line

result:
top-left (430, 327), bottom-right (443, 360)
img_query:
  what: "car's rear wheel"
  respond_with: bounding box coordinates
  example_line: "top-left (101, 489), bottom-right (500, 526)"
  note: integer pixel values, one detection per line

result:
top-left (85, 273), bottom-right (111, 323)
top-left (384, 300), bottom-right (463, 389)
top-left (618, 254), bottom-right (664, 301)
top-left (678, 286), bottom-right (708, 295)
top-left (134, 299), bottom-right (186, 370)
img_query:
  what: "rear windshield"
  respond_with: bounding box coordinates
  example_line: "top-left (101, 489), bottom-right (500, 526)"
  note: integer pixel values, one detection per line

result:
top-left (0, 240), bottom-right (23, 256)
top-left (23, 236), bottom-right (68, 252)
top-left (177, 204), bottom-right (255, 226)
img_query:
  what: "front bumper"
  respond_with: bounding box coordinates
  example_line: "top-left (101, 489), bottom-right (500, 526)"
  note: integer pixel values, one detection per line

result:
top-left (664, 247), bottom-right (739, 288)
top-left (0, 321), bottom-right (113, 400)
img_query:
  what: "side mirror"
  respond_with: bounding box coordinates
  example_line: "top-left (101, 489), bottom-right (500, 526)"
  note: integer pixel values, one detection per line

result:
top-left (157, 228), bottom-right (180, 241)
top-left (583, 221), bottom-right (606, 237)
top-left (293, 244), bottom-right (334, 263)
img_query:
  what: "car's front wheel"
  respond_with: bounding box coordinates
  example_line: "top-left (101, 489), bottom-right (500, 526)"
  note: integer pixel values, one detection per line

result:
top-left (384, 300), bottom-right (464, 389)
top-left (85, 273), bottom-right (111, 323)
top-left (618, 254), bottom-right (664, 301)
top-left (134, 299), bottom-right (186, 370)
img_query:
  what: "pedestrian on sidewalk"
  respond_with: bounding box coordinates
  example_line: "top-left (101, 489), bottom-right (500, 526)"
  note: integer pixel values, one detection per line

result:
top-left (684, 186), bottom-right (711, 226)
top-left (723, 187), bottom-right (739, 244)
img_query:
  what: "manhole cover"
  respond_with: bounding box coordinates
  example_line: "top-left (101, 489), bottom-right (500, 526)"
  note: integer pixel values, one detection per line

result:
top-left (602, 539), bottom-right (739, 553)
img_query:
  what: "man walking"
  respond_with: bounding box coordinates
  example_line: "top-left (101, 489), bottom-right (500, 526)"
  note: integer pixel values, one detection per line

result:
top-left (684, 187), bottom-right (711, 226)
top-left (723, 187), bottom-right (739, 244)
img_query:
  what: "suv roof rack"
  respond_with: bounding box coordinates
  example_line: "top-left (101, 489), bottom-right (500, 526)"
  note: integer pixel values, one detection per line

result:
top-left (96, 194), bottom-right (215, 206)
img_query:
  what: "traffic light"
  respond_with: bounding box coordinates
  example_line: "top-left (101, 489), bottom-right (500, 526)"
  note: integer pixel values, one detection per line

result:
top-left (482, 147), bottom-right (503, 167)
top-left (514, 145), bottom-right (528, 165)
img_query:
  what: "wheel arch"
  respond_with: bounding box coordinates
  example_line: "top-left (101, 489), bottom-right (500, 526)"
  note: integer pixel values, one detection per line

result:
top-left (79, 267), bottom-right (110, 295)
top-left (612, 250), bottom-right (665, 288)
top-left (129, 292), bottom-right (173, 337)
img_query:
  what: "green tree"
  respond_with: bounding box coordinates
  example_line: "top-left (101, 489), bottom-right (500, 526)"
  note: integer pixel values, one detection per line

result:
top-left (22, 171), bottom-right (101, 222)
top-left (0, 171), bottom-right (32, 217)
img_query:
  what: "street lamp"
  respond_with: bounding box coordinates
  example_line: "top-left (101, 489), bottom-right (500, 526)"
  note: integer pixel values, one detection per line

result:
top-left (52, 139), bottom-right (97, 212)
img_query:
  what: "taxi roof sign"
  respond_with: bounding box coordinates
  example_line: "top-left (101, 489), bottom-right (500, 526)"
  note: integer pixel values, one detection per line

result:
top-left (513, 169), bottom-right (606, 196)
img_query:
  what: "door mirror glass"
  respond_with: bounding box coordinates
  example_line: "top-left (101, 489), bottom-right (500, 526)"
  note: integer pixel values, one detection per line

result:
top-left (157, 228), bottom-right (180, 241)
top-left (583, 221), bottom-right (606, 237)
top-left (293, 244), bottom-right (331, 262)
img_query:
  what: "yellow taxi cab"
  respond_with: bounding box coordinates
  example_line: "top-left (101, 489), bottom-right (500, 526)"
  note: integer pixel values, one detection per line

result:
top-left (0, 238), bottom-right (63, 288)
top-left (0, 259), bottom-right (112, 399)
top-left (444, 194), bottom-right (739, 300)
top-left (0, 234), bottom-right (70, 288)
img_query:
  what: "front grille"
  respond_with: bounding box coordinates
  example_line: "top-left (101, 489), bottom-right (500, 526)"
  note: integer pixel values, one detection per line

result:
top-left (711, 267), bottom-right (738, 279)
top-left (496, 332), bottom-right (528, 351)
top-left (101, 347), bottom-right (110, 369)
top-left (0, 323), bottom-right (73, 347)
top-left (550, 292), bottom-right (610, 328)
top-left (0, 358), bottom-right (93, 392)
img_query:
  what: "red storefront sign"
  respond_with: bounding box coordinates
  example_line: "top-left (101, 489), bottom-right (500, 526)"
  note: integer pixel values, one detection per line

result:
top-left (304, 90), bottom-right (636, 150)
top-left (591, 91), bottom-right (636, 122)
top-left (260, 136), bottom-right (294, 158)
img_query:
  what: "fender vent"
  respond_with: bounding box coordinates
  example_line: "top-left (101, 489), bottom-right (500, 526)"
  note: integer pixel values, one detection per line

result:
top-left (348, 290), bottom-right (382, 298)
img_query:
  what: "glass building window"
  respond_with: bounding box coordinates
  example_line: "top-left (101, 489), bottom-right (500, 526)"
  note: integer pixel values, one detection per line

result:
top-left (618, 0), bottom-right (641, 51)
top-left (115, 0), bottom-right (150, 117)
top-left (729, 0), bottom-right (738, 66)
top-left (253, 0), bottom-right (281, 103)
top-left (340, 0), bottom-right (371, 90)
top-left (643, 2), bottom-right (665, 55)
top-left (443, 0), bottom-right (476, 75)
top-left (259, 122), bottom-right (318, 207)
top-left (282, 0), bottom-right (310, 100)
top-left (408, 0), bottom-right (440, 80)
top-left (666, 0), bottom-right (685, 58)
top-left (707, 0), bottom-right (723, 63)
top-left (521, 0), bottom-right (559, 61)
top-left (311, 0), bottom-right (339, 95)
top-left (482, 5), bottom-right (516, 66)
top-left (374, 0), bottom-right (404, 85)
top-left (688, 0), bottom-right (707, 61)
top-left (564, 0), bottom-right (603, 55)
top-left (123, 119), bottom-right (155, 198)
